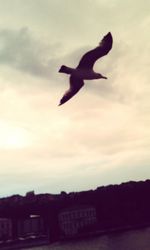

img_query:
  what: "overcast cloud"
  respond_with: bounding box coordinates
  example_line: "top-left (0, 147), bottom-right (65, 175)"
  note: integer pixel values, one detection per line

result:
top-left (0, 0), bottom-right (150, 197)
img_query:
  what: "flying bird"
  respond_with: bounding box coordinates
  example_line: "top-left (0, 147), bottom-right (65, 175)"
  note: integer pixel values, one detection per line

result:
top-left (58, 32), bottom-right (113, 106)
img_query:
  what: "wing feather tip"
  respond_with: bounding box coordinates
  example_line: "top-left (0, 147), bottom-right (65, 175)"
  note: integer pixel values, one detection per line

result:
top-left (58, 102), bottom-right (62, 106)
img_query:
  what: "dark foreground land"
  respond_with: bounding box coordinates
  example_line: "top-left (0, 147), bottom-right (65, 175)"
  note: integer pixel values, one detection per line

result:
top-left (0, 179), bottom-right (150, 248)
top-left (1, 225), bottom-right (150, 250)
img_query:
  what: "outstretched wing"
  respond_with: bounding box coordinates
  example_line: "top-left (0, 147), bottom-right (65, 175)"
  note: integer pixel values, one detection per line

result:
top-left (59, 76), bottom-right (84, 106)
top-left (77, 32), bottom-right (113, 70)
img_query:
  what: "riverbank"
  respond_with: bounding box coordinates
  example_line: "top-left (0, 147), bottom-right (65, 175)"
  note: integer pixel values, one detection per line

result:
top-left (1, 223), bottom-right (150, 250)
top-left (0, 238), bottom-right (49, 250)
top-left (59, 223), bottom-right (150, 242)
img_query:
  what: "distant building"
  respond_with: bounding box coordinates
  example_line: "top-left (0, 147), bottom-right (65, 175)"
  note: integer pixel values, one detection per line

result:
top-left (0, 218), bottom-right (12, 241)
top-left (17, 215), bottom-right (45, 238)
top-left (26, 191), bottom-right (35, 197)
top-left (58, 206), bottom-right (97, 237)
top-left (36, 193), bottom-right (56, 201)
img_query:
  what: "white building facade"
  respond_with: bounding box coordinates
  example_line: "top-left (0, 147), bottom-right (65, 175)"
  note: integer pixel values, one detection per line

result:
top-left (58, 206), bottom-right (97, 237)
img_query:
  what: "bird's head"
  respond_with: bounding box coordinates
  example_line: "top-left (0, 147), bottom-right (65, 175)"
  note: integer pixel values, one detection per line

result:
top-left (58, 65), bottom-right (67, 73)
top-left (97, 73), bottom-right (107, 79)
top-left (95, 73), bottom-right (107, 79)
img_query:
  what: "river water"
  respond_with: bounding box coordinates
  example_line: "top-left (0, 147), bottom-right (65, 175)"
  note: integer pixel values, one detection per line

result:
top-left (24, 227), bottom-right (150, 250)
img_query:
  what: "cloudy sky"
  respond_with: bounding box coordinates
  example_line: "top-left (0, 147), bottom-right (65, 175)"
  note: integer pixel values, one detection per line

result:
top-left (0, 0), bottom-right (150, 197)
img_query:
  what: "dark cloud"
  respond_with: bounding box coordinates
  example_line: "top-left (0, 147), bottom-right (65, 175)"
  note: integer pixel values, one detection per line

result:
top-left (0, 27), bottom-right (60, 78)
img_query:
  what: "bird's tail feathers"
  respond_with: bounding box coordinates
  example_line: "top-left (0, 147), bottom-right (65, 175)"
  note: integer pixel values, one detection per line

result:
top-left (58, 65), bottom-right (69, 73)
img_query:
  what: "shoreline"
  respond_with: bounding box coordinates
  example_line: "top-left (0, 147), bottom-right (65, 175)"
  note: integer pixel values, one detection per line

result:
top-left (1, 223), bottom-right (150, 250)
top-left (0, 238), bottom-right (49, 250)
top-left (59, 223), bottom-right (150, 242)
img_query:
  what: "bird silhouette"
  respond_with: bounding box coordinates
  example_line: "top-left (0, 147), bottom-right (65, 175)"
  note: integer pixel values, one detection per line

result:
top-left (58, 32), bottom-right (113, 106)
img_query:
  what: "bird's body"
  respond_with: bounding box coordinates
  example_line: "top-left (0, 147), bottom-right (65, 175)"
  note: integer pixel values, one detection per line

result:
top-left (59, 66), bottom-right (104, 80)
top-left (58, 32), bottom-right (113, 106)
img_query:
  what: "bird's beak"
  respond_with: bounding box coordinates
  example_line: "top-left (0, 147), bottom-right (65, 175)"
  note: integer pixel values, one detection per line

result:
top-left (101, 75), bottom-right (107, 79)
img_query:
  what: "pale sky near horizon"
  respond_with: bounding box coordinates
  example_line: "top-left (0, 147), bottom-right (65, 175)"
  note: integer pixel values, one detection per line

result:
top-left (0, 0), bottom-right (150, 197)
